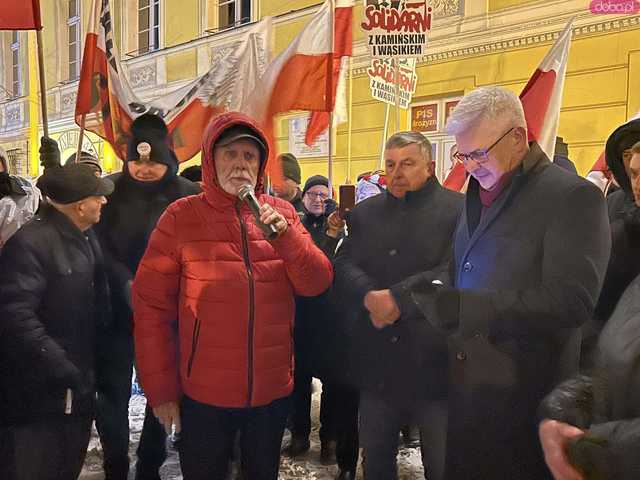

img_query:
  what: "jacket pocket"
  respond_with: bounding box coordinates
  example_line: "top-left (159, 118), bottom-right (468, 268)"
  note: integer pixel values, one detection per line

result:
top-left (187, 318), bottom-right (201, 378)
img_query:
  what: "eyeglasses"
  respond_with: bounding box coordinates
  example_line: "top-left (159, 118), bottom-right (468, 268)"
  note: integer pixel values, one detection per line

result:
top-left (305, 192), bottom-right (329, 200)
top-left (453, 127), bottom-right (515, 165)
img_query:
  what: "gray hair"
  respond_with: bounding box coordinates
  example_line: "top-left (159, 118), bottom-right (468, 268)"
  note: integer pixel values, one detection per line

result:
top-left (385, 131), bottom-right (433, 162)
top-left (445, 86), bottom-right (526, 136)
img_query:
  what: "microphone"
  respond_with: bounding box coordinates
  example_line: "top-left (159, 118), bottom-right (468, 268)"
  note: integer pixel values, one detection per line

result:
top-left (237, 184), bottom-right (278, 240)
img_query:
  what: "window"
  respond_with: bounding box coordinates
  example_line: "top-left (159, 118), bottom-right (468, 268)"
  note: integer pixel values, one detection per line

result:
top-left (68, 0), bottom-right (81, 80)
top-left (218, 0), bottom-right (251, 30)
top-left (10, 32), bottom-right (20, 97)
top-left (6, 149), bottom-right (24, 176)
top-left (138, 0), bottom-right (160, 53)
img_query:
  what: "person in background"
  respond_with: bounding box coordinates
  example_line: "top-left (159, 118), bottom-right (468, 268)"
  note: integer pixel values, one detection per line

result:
top-left (273, 153), bottom-right (304, 213)
top-left (94, 113), bottom-right (200, 480)
top-left (0, 162), bottom-right (113, 480)
top-left (334, 131), bottom-right (463, 480)
top-left (581, 120), bottom-right (640, 368)
top-left (285, 175), bottom-right (346, 463)
top-left (355, 170), bottom-right (386, 204)
top-left (132, 112), bottom-right (333, 480)
top-left (180, 165), bottom-right (203, 186)
top-left (0, 147), bottom-right (40, 250)
top-left (65, 151), bottom-right (103, 176)
top-left (391, 86), bottom-right (610, 479)
top-left (553, 137), bottom-right (578, 175)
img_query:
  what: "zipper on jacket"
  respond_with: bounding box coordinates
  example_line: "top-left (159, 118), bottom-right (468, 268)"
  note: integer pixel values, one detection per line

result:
top-left (236, 203), bottom-right (256, 407)
top-left (187, 317), bottom-right (201, 377)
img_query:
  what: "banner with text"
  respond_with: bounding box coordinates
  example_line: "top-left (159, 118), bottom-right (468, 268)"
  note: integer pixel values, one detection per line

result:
top-left (368, 57), bottom-right (417, 109)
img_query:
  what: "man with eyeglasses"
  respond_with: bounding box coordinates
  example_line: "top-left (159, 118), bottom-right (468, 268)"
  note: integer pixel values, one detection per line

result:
top-left (285, 175), bottom-right (348, 464)
top-left (334, 131), bottom-right (463, 480)
top-left (384, 86), bottom-right (611, 479)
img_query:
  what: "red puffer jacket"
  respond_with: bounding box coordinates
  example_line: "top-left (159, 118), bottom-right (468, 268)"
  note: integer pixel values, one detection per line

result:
top-left (132, 112), bottom-right (333, 408)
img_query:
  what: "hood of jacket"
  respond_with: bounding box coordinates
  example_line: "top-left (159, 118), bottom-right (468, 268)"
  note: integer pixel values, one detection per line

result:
top-left (605, 118), bottom-right (640, 196)
top-left (201, 112), bottom-right (270, 206)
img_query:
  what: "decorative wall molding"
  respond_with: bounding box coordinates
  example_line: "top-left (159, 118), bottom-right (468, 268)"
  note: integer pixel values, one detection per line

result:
top-left (61, 91), bottom-right (77, 114)
top-left (129, 63), bottom-right (158, 88)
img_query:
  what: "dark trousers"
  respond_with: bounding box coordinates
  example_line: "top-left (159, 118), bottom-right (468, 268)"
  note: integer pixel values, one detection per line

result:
top-left (0, 416), bottom-right (92, 480)
top-left (291, 368), bottom-right (340, 443)
top-left (179, 395), bottom-right (290, 480)
top-left (333, 385), bottom-right (359, 473)
top-left (359, 392), bottom-right (447, 480)
top-left (95, 330), bottom-right (167, 479)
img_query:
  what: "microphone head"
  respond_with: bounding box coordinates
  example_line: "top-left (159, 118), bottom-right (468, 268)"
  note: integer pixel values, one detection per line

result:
top-left (237, 184), bottom-right (254, 200)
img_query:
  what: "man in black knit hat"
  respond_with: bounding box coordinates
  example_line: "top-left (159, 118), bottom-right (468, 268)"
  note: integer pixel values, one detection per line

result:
top-left (273, 153), bottom-right (304, 213)
top-left (94, 113), bottom-right (200, 480)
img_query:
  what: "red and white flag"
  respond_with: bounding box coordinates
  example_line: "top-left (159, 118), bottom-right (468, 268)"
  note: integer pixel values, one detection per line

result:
top-left (520, 18), bottom-right (574, 160)
top-left (0, 0), bottom-right (42, 30)
top-left (243, 0), bottom-right (349, 125)
top-left (444, 19), bottom-right (574, 191)
top-left (304, 1), bottom-right (354, 146)
top-left (76, 0), bottom-right (270, 162)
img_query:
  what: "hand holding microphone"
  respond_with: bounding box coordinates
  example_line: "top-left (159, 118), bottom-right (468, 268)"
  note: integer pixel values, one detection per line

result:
top-left (237, 184), bottom-right (287, 240)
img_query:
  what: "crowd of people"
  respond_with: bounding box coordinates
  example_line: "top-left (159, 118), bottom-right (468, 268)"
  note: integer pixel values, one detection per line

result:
top-left (1, 85), bottom-right (640, 480)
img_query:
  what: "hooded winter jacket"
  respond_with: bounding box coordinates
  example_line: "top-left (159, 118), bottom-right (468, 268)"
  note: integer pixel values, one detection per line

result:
top-left (583, 119), bottom-right (640, 366)
top-left (132, 112), bottom-right (333, 409)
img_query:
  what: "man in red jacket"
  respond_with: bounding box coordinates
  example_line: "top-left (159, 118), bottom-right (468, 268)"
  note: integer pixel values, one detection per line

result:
top-left (132, 112), bottom-right (333, 480)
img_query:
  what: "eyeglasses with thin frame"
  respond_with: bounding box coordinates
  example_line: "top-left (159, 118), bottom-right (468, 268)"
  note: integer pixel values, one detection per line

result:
top-left (453, 127), bottom-right (515, 165)
top-left (305, 191), bottom-right (329, 201)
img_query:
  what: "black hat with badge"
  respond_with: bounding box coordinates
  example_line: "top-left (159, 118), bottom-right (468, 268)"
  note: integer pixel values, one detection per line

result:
top-left (38, 163), bottom-right (114, 204)
top-left (126, 113), bottom-right (178, 175)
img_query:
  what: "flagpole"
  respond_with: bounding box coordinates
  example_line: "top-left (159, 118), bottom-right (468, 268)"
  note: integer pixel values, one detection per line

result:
top-left (346, 56), bottom-right (353, 183)
top-left (328, 0), bottom-right (335, 198)
top-left (379, 104), bottom-right (390, 170)
top-left (394, 59), bottom-right (400, 132)
top-left (35, 29), bottom-right (49, 138)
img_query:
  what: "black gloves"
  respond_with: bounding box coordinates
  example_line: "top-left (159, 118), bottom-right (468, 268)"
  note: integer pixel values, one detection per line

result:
top-left (39, 136), bottom-right (61, 170)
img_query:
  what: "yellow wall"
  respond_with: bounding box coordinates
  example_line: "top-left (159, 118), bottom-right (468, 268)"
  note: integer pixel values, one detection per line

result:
top-left (166, 49), bottom-right (198, 82)
top-left (489, 0), bottom-right (541, 12)
top-left (164, 0), bottom-right (200, 47)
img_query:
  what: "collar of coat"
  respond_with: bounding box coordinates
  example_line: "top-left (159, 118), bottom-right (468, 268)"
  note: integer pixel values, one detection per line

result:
top-left (40, 203), bottom-right (91, 244)
top-left (386, 175), bottom-right (440, 204)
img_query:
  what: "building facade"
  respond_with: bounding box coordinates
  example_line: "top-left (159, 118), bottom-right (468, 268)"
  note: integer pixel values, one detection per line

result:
top-left (1, 0), bottom-right (639, 182)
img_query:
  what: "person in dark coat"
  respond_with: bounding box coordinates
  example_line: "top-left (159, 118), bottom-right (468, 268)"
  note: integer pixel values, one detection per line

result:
top-left (285, 175), bottom-right (347, 464)
top-left (273, 152), bottom-right (304, 213)
top-left (388, 87), bottom-right (611, 480)
top-left (94, 113), bottom-right (200, 480)
top-left (0, 162), bottom-right (114, 480)
top-left (334, 131), bottom-right (463, 480)
top-left (582, 120), bottom-right (640, 368)
top-left (539, 268), bottom-right (640, 480)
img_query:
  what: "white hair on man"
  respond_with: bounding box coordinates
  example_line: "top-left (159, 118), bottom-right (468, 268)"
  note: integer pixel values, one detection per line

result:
top-left (446, 86), bottom-right (527, 136)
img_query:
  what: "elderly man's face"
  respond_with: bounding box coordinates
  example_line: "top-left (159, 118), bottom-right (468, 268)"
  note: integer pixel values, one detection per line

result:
top-left (385, 143), bottom-right (432, 198)
top-left (214, 139), bottom-right (261, 196)
top-left (77, 195), bottom-right (107, 226)
top-left (628, 152), bottom-right (640, 206)
top-left (303, 185), bottom-right (329, 216)
top-left (454, 117), bottom-right (526, 190)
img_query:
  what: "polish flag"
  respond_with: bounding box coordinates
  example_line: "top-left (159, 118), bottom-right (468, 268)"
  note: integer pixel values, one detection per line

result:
top-left (244, 0), bottom-right (346, 124)
top-left (520, 18), bottom-right (574, 160)
top-left (443, 19), bottom-right (574, 191)
top-left (0, 0), bottom-right (42, 30)
top-left (443, 162), bottom-right (467, 192)
top-left (76, 0), bottom-right (270, 162)
top-left (304, 1), bottom-right (354, 146)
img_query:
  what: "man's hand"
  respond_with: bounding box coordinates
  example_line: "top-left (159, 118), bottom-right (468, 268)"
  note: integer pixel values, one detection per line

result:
top-left (39, 136), bottom-right (61, 169)
top-left (364, 289), bottom-right (400, 329)
top-left (153, 401), bottom-right (181, 434)
top-left (259, 204), bottom-right (288, 237)
top-left (326, 211), bottom-right (345, 238)
top-left (539, 419), bottom-right (585, 480)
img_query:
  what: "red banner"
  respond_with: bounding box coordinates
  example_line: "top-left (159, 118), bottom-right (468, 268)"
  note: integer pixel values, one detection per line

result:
top-left (0, 0), bottom-right (42, 30)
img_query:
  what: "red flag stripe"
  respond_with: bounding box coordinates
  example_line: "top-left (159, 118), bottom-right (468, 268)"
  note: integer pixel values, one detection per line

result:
top-left (0, 0), bottom-right (42, 30)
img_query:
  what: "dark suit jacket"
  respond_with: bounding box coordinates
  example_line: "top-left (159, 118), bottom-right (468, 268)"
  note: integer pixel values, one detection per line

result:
top-left (397, 143), bottom-right (611, 479)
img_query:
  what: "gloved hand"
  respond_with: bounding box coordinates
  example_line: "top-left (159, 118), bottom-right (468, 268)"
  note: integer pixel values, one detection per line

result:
top-left (39, 136), bottom-right (61, 170)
